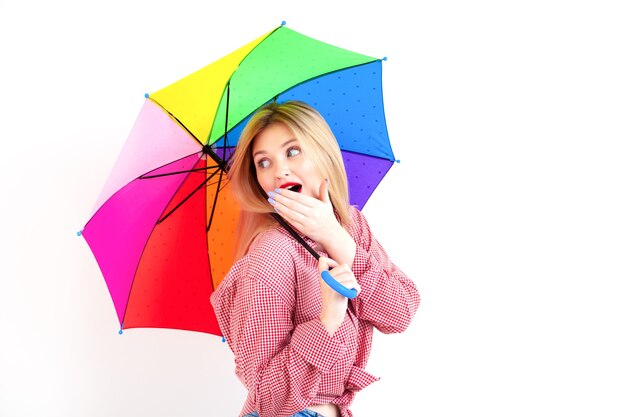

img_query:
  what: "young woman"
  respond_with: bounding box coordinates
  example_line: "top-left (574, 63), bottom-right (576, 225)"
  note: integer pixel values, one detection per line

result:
top-left (210, 100), bottom-right (420, 417)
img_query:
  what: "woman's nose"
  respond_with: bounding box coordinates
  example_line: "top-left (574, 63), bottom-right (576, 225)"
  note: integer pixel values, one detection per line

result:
top-left (274, 160), bottom-right (290, 178)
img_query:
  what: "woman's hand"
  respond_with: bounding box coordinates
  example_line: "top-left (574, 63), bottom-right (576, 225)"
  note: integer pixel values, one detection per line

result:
top-left (269, 179), bottom-right (338, 243)
top-left (317, 257), bottom-right (361, 336)
top-left (269, 179), bottom-right (356, 266)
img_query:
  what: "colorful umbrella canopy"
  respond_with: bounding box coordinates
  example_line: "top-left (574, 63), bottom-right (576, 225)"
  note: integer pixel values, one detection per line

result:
top-left (81, 23), bottom-right (396, 336)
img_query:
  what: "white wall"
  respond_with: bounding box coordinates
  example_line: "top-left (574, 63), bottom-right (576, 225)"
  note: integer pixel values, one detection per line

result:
top-left (1, 1), bottom-right (625, 416)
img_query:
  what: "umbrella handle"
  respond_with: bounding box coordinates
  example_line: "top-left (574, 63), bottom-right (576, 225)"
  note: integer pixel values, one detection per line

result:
top-left (321, 270), bottom-right (358, 299)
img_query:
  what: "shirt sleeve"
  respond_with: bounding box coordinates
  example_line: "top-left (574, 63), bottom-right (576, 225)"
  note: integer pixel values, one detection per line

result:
top-left (349, 208), bottom-right (421, 334)
top-left (228, 255), bottom-right (348, 417)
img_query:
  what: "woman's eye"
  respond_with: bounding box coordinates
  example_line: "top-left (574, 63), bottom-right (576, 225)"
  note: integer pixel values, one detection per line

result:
top-left (287, 147), bottom-right (301, 157)
top-left (257, 159), bottom-right (270, 169)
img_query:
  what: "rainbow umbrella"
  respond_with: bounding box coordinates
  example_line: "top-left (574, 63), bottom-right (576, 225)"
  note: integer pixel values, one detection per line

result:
top-left (81, 23), bottom-right (397, 336)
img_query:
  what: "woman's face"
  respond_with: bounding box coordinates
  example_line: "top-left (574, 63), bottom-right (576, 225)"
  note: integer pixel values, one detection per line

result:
top-left (252, 122), bottom-right (324, 199)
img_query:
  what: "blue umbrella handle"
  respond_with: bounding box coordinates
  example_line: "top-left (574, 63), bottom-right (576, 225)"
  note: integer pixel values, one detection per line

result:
top-left (320, 270), bottom-right (358, 299)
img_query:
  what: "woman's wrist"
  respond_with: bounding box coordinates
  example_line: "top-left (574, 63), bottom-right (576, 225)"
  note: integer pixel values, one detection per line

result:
top-left (322, 226), bottom-right (356, 268)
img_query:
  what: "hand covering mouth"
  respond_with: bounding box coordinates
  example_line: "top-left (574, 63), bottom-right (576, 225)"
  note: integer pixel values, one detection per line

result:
top-left (280, 182), bottom-right (302, 193)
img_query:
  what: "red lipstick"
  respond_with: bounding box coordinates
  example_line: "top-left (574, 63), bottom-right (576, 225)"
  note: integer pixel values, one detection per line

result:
top-left (279, 182), bottom-right (302, 193)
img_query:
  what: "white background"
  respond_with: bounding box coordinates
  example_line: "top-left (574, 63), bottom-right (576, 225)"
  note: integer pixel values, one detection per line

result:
top-left (1, 0), bottom-right (625, 416)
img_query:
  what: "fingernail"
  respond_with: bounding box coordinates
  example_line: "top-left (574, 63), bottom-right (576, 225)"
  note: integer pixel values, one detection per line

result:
top-left (268, 198), bottom-right (276, 206)
top-left (268, 191), bottom-right (276, 198)
top-left (274, 188), bottom-right (283, 194)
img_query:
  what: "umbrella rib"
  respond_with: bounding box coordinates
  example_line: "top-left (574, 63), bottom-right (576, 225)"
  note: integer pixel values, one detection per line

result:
top-left (148, 98), bottom-right (203, 148)
top-left (157, 167), bottom-right (221, 224)
top-left (208, 81), bottom-right (234, 165)
top-left (216, 82), bottom-right (237, 166)
top-left (217, 179), bottom-right (230, 193)
top-left (340, 147), bottom-right (397, 162)
top-left (139, 164), bottom-right (221, 179)
top-left (205, 83), bottom-right (235, 233)
top-left (206, 168), bottom-right (224, 233)
top-left (146, 132), bottom-right (231, 226)
top-left (206, 177), bottom-right (229, 188)
top-left (205, 25), bottom-right (284, 143)
top-left (222, 82), bottom-right (230, 160)
top-left (206, 84), bottom-right (229, 233)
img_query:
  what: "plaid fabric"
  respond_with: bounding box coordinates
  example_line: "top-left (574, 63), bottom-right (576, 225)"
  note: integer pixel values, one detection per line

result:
top-left (211, 206), bottom-right (420, 417)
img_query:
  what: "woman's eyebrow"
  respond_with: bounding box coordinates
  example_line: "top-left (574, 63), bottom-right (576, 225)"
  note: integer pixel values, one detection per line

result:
top-left (281, 138), bottom-right (298, 148)
top-left (252, 149), bottom-right (266, 158)
top-left (252, 139), bottom-right (298, 158)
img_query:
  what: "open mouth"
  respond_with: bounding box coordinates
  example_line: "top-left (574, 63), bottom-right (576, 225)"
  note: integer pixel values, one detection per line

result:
top-left (280, 182), bottom-right (302, 193)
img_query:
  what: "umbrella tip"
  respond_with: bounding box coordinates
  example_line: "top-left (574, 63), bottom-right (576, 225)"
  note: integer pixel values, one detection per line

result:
top-left (396, 159), bottom-right (401, 163)
top-left (281, 20), bottom-right (286, 26)
top-left (382, 56), bottom-right (388, 61)
top-left (119, 324), bottom-right (124, 335)
top-left (76, 229), bottom-right (83, 237)
top-left (222, 336), bottom-right (226, 343)
top-left (144, 93), bottom-right (150, 98)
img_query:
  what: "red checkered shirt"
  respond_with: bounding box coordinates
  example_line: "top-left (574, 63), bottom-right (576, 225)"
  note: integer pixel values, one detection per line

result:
top-left (210, 206), bottom-right (420, 417)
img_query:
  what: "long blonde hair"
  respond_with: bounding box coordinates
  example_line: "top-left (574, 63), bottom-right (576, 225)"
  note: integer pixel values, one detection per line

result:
top-left (227, 100), bottom-right (351, 259)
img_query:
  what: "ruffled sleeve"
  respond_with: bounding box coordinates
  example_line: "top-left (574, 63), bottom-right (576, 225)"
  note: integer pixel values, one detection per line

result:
top-left (348, 207), bottom-right (420, 333)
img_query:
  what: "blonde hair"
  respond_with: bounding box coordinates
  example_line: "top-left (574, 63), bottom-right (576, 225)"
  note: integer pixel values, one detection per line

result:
top-left (227, 100), bottom-right (351, 259)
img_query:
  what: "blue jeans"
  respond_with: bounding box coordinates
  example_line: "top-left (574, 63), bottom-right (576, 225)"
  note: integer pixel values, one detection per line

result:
top-left (242, 409), bottom-right (324, 417)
